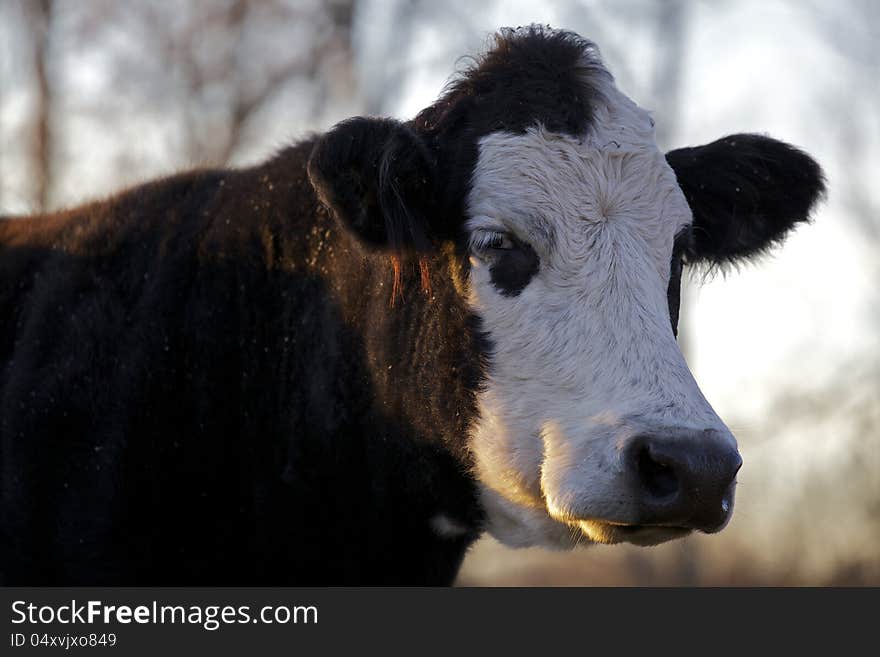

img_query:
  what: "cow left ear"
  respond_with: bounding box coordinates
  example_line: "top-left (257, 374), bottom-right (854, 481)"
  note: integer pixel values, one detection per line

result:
top-left (666, 134), bottom-right (826, 265)
top-left (307, 116), bottom-right (436, 253)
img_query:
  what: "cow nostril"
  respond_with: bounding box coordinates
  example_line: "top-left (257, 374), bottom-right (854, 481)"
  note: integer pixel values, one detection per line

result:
top-left (637, 446), bottom-right (679, 499)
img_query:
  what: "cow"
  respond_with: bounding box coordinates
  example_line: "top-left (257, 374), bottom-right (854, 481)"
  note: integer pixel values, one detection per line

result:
top-left (0, 26), bottom-right (825, 585)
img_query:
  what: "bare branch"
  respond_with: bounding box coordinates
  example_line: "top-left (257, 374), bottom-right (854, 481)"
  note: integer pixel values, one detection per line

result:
top-left (27, 0), bottom-right (55, 212)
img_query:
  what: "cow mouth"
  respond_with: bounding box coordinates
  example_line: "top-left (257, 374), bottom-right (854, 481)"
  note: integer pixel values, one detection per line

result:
top-left (577, 520), bottom-right (692, 546)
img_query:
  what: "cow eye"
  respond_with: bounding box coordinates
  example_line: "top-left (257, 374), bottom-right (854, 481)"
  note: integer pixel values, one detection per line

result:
top-left (470, 229), bottom-right (541, 296)
top-left (470, 230), bottom-right (517, 256)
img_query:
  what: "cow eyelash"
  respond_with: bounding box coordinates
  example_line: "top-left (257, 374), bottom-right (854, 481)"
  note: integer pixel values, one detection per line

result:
top-left (470, 230), bottom-right (516, 253)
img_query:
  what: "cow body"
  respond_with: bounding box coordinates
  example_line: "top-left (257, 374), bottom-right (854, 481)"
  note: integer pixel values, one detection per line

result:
top-left (0, 27), bottom-right (825, 585)
top-left (0, 145), bottom-right (486, 584)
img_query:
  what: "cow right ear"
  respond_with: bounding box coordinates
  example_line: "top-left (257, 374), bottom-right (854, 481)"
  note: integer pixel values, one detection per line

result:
top-left (666, 134), bottom-right (826, 265)
top-left (307, 117), bottom-right (436, 252)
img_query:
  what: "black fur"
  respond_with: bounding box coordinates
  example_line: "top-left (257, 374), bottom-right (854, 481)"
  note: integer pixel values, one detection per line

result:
top-left (412, 25), bottom-right (609, 240)
top-left (488, 241), bottom-right (541, 297)
top-left (666, 134), bottom-right (826, 265)
top-left (667, 256), bottom-right (683, 337)
top-left (0, 143), bottom-right (485, 585)
top-left (667, 228), bottom-right (695, 337)
top-left (307, 117), bottom-right (436, 253)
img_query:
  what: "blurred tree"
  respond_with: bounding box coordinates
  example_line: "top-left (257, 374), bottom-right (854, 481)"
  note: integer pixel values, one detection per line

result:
top-left (0, 0), bottom-right (359, 212)
top-left (28, 0), bottom-right (56, 212)
top-left (0, 0), bottom-right (59, 213)
top-left (75, 0), bottom-right (358, 167)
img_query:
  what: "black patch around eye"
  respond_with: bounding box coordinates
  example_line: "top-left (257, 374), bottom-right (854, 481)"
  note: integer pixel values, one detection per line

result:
top-left (489, 242), bottom-right (540, 297)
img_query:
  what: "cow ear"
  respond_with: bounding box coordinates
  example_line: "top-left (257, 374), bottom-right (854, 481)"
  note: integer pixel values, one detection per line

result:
top-left (307, 117), bottom-right (436, 252)
top-left (666, 134), bottom-right (826, 265)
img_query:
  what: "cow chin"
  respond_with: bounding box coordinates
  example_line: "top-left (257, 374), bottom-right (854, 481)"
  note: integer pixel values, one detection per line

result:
top-left (576, 520), bottom-right (692, 547)
top-left (479, 486), bottom-right (581, 550)
top-left (479, 486), bottom-right (692, 550)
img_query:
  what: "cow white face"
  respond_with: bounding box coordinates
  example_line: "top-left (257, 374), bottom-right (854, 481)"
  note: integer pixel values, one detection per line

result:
top-left (465, 81), bottom-right (740, 548)
top-left (308, 26), bottom-right (826, 551)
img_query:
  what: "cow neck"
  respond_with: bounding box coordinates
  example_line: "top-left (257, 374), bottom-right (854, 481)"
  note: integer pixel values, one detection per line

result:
top-left (255, 143), bottom-right (487, 472)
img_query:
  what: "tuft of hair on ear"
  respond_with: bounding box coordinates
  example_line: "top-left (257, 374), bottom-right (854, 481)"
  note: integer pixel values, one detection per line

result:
top-left (667, 133), bottom-right (827, 267)
top-left (307, 117), bottom-right (437, 304)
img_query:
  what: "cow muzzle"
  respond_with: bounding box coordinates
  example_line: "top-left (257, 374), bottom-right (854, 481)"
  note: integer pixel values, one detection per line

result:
top-left (625, 429), bottom-right (742, 533)
top-left (543, 423), bottom-right (742, 546)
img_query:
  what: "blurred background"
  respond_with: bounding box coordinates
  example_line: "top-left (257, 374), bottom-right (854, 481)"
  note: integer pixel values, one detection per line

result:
top-left (1, 0), bottom-right (877, 585)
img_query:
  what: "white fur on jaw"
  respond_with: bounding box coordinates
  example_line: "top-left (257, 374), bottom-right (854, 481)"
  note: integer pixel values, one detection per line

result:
top-left (465, 74), bottom-right (733, 549)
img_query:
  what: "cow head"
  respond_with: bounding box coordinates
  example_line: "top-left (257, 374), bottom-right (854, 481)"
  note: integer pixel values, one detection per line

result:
top-left (308, 26), bottom-right (826, 548)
